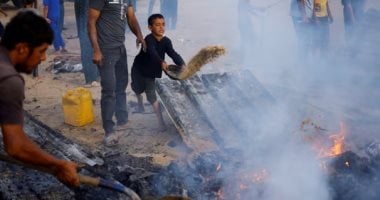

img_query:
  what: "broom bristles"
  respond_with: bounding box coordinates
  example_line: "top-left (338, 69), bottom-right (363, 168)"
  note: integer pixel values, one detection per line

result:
top-left (178, 45), bottom-right (226, 80)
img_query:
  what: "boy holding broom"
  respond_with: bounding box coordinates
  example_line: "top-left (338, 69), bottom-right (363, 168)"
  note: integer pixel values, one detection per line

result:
top-left (131, 13), bottom-right (185, 132)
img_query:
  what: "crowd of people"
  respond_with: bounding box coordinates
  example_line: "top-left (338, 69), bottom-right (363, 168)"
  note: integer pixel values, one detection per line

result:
top-left (0, 0), bottom-right (370, 193)
top-left (289, 0), bottom-right (366, 59)
top-left (239, 0), bottom-right (367, 66)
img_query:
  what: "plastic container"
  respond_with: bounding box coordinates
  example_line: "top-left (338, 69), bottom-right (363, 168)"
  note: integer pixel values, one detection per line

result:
top-left (62, 87), bottom-right (94, 126)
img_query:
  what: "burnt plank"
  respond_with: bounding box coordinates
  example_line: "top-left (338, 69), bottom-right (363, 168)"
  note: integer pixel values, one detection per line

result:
top-left (181, 75), bottom-right (242, 149)
top-left (156, 78), bottom-right (219, 152)
top-left (201, 72), bottom-right (263, 135)
top-left (227, 70), bottom-right (275, 112)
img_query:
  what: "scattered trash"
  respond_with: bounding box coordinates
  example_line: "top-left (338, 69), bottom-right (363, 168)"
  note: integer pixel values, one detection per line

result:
top-left (51, 60), bottom-right (83, 74)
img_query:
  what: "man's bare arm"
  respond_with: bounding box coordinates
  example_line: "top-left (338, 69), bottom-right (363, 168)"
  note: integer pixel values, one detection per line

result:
top-left (87, 8), bottom-right (102, 65)
top-left (1, 124), bottom-right (79, 186)
top-left (126, 5), bottom-right (146, 50)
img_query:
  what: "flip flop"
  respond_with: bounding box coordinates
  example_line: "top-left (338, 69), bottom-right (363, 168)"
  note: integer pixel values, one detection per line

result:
top-left (103, 134), bottom-right (119, 147)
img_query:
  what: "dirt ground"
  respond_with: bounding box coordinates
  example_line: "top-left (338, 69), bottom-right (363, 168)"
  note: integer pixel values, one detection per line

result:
top-left (1, 0), bottom-right (379, 168)
top-left (1, 1), bottom-right (195, 167)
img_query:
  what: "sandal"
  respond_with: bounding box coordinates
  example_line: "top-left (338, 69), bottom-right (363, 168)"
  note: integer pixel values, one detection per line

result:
top-left (103, 134), bottom-right (119, 147)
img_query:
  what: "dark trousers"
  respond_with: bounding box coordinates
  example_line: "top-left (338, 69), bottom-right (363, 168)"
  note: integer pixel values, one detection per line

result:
top-left (75, 0), bottom-right (99, 83)
top-left (98, 46), bottom-right (129, 133)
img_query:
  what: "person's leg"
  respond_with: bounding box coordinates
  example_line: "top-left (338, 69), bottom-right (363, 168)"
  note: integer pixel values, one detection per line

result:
top-left (136, 94), bottom-right (145, 112)
top-left (51, 19), bottom-right (66, 51)
top-left (59, 0), bottom-right (65, 31)
top-left (75, 0), bottom-right (99, 84)
top-left (114, 46), bottom-right (129, 126)
top-left (172, 0), bottom-right (178, 29)
top-left (166, 0), bottom-right (177, 30)
top-left (146, 79), bottom-right (166, 131)
top-left (148, 0), bottom-right (156, 16)
top-left (50, 20), bottom-right (61, 51)
top-left (98, 48), bottom-right (120, 134)
top-left (131, 64), bottom-right (146, 113)
top-left (152, 100), bottom-right (166, 131)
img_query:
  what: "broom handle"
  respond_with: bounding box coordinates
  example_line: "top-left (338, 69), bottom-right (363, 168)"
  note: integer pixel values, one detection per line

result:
top-left (0, 153), bottom-right (141, 200)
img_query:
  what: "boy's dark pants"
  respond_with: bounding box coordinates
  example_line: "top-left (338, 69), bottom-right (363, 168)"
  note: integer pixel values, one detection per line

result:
top-left (131, 65), bottom-right (157, 104)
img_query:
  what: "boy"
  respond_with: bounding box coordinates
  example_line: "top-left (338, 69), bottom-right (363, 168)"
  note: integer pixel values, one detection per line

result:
top-left (131, 13), bottom-right (185, 132)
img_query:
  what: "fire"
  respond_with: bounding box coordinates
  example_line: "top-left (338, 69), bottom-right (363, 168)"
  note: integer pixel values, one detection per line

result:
top-left (216, 169), bottom-right (269, 200)
top-left (318, 122), bottom-right (347, 158)
top-left (302, 119), bottom-right (348, 158)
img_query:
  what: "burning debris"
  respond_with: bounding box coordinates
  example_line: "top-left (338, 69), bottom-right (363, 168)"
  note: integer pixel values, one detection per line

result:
top-left (328, 151), bottom-right (380, 200)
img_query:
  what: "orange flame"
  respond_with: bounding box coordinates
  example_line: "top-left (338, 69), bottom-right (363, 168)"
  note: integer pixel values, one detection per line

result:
top-left (318, 122), bottom-right (347, 158)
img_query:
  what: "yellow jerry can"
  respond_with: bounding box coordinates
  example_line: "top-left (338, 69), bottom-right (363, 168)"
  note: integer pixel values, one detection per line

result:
top-left (62, 87), bottom-right (94, 126)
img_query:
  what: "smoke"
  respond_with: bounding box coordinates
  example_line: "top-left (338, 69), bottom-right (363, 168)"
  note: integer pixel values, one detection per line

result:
top-left (146, 0), bottom-right (380, 199)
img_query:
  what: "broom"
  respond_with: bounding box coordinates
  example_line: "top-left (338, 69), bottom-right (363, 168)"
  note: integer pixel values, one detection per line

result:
top-left (164, 45), bottom-right (226, 80)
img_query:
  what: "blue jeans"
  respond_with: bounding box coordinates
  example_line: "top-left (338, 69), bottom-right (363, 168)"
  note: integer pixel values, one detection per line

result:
top-left (75, 0), bottom-right (99, 83)
top-left (98, 46), bottom-right (129, 134)
top-left (50, 19), bottom-right (65, 51)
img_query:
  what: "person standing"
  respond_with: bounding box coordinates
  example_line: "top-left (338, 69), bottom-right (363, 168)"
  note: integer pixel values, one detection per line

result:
top-left (0, 10), bottom-right (79, 187)
top-left (88, 0), bottom-right (145, 146)
top-left (341, 0), bottom-right (366, 56)
top-left (43, 0), bottom-right (67, 53)
top-left (290, 0), bottom-right (313, 60)
top-left (311, 0), bottom-right (333, 59)
top-left (75, 0), bottom-right (99, 86)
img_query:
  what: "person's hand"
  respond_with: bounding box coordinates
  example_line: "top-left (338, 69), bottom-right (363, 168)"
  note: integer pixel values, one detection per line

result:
top-left (136, 38), bottom-right (147, 52)
top-left (45, 18), bottom-right (51, 24)
top-left (55, 160), bottom-right (80, 187)
top-left (161, 61), bottom-right (168, 71)
top-left (92, 50), bottom-right (103, 66)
